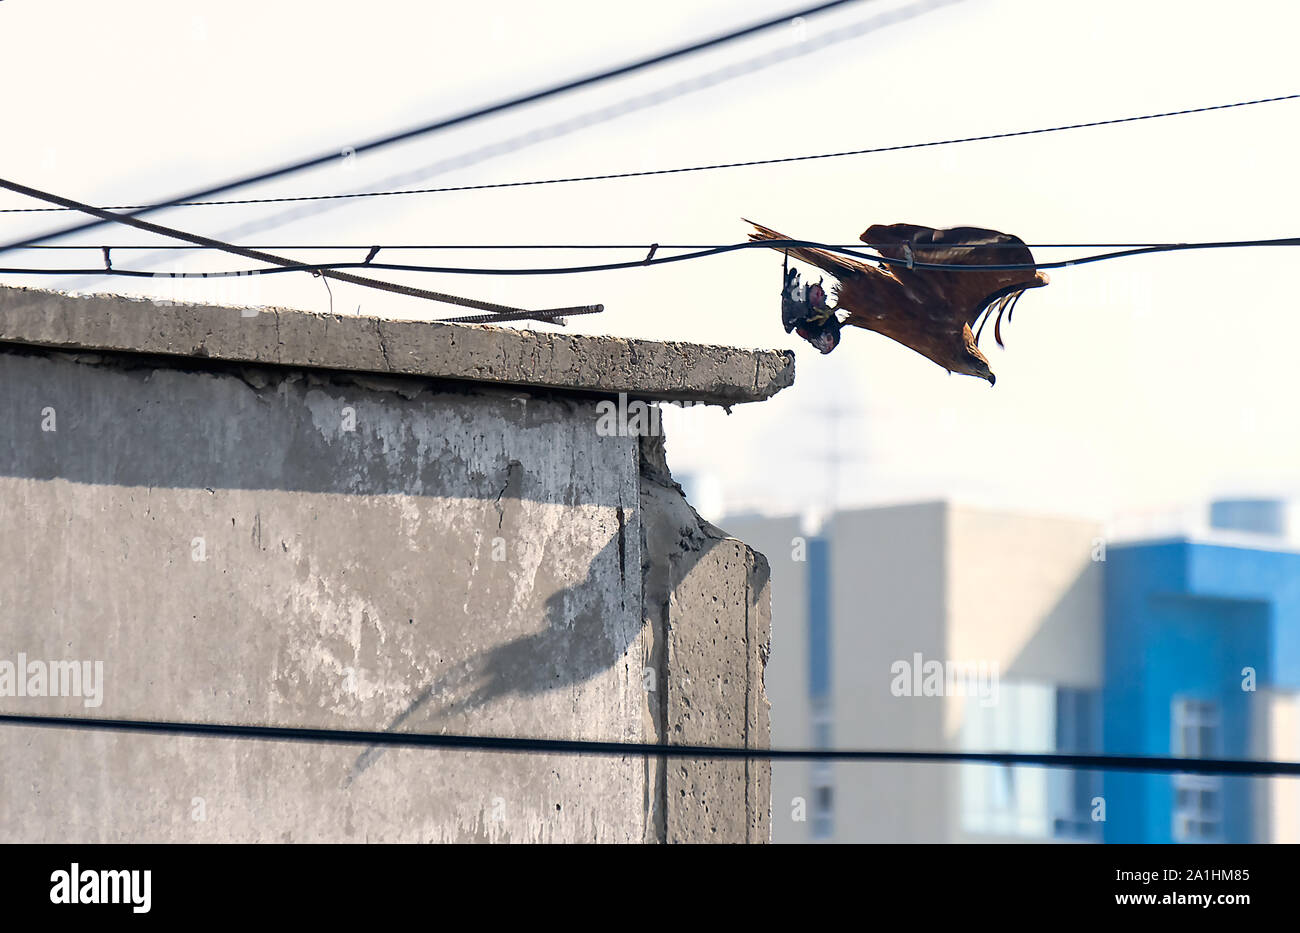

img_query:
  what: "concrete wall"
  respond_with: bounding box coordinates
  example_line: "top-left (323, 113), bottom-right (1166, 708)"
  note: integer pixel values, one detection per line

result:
top-left (0, 286), bottom-right (787, 843)
top-left (719, 514), bottom-right (809, 842)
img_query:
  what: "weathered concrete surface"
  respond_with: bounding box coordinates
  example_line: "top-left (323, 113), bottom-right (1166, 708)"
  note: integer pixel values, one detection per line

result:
top-left (719, 514), bottom-right (807, 843)
top-left (0, 294), bottom-right (776, 843)
top-left (639, 437), bottom-right (772, 843)
top-left (0, 285), bottom-right (795, 404)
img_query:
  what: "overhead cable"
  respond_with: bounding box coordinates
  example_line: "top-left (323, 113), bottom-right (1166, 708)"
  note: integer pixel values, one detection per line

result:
top-left (2, 713), bottom-right (1298, 776)
top-left (4, 92), bottom-right (1292, 216)
top-left (0, 0), bottom-right (878, 254)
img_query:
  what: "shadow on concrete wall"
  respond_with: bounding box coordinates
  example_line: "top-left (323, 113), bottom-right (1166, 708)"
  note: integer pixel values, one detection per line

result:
top-left (0, 350), bottom-right (764, 788)
top-left (345, 504), bottom-right (763, 786)
top-left (346, 528), bottom-right (643, 784)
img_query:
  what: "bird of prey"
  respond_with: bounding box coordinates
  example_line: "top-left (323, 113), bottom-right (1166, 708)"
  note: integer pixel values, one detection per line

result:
top-left (747, 220), bottom-right (1050, 385)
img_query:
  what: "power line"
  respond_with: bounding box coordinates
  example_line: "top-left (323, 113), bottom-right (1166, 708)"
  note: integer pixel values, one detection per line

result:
top-left (4, 92), bottom-right (1293, 216)
top-left (0, 177), bottom-right (601, 324)
top-left (0, 0), bottom-right (877, 255)
top-left (25, 0), bottom-right (954, 295)
top-left (7, 241), bottom-right (1245, 251)
top-left (2, 713), bottom-right (1297, 776)
top-left (5, 236), bottom-right (1295, 280)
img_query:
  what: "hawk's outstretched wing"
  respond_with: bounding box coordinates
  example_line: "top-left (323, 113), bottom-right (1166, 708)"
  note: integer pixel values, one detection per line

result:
top-left (860, 224), bottom-right (1049, 347)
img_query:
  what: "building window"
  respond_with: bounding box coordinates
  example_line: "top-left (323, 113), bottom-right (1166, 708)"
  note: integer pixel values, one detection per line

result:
top-left (1052, 688), bottom-right (1102, 840)
top-left (1173, 699), bottom-right (1219, 758)
top-left (962, 683), bottom-right (1101, 840)
top-left (806, 536), bottom-right (833, 841)
top-left (812, 785), bottom-right (833, 839)
top-left (810, 698), bottom-right (833, 840)
top-left (1172, 776), bottom-right (1221, 841)
top-left (961, 681), bottom-right (1055, 837)
top-left (1171, 698), bottom-right (1222, 842)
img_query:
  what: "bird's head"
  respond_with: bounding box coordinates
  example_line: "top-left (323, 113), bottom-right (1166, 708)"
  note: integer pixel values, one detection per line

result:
top-left (795, 316), bottom-right (842, 355)
top-left (964, 346), bottom-right (997, 385)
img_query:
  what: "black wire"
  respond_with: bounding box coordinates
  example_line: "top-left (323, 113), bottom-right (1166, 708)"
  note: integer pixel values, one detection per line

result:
top-left (3, 92), bottom-right (1293, 215)
top-left (1, 713), bottom-right (1296, 775)
top-left (4, 236), bottom-right (1296, 279)
top-left (0, 0), bottom-right (875, 253)
top-left (9, 242), bottom-right (1237, 250)
top-left (0, 177), bottom-right (602, 323)
top-left (32, 0), bottom-right (954, 295)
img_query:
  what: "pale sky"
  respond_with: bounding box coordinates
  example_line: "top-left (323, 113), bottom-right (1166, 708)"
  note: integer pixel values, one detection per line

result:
top-left (3, 0), bottom-right (1298, 528)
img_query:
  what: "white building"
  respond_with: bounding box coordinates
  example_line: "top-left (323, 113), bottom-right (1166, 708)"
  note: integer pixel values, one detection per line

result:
top-left (724, 502), bottom-right (1105, 843)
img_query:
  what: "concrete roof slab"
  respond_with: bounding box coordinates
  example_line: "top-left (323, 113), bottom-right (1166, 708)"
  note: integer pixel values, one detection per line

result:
top-left (0, 286), bottom-right (795, 404)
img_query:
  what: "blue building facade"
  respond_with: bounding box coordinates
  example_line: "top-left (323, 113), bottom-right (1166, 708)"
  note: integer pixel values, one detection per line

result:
top-left (1102, 538), bottom-right (1300, 842)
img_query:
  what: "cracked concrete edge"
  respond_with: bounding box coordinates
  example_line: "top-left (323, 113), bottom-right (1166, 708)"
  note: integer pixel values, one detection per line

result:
top-left (637, 434), bottom-right (772, 842)
top-left (0, 286), bottom-right (796, 405)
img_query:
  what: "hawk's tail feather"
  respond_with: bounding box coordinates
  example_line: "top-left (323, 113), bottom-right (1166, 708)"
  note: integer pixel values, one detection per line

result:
top-left (973, 289), bottom-right (1025, 349)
